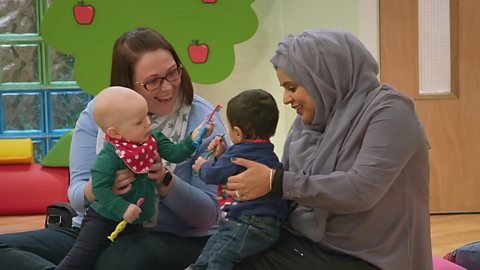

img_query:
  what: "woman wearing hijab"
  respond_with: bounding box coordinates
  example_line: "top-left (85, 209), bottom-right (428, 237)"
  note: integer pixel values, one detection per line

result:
top-left (227, 29), bottom-right (433, 270)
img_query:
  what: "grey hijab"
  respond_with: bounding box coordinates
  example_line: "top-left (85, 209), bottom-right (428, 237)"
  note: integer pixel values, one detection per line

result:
top-left (271, 28), bottom-right (381, 175)
top-left (271, 29), bottom-right (383, 241)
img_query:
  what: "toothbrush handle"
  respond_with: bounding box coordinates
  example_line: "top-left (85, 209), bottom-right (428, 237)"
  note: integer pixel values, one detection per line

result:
top-left (107, 198), bottom-right (144, 242)
top-left (193, 125), bottom-right (207, 147)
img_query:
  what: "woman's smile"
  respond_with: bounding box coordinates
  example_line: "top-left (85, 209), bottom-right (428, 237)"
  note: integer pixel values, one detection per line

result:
top-left (154, 93), bottom-right (173, 103)
top-left (293, 104), bottom-right (303, 115)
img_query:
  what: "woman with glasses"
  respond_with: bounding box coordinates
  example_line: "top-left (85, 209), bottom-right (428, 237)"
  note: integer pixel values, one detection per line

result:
top-left (0, 27), bottom-right (227, 270)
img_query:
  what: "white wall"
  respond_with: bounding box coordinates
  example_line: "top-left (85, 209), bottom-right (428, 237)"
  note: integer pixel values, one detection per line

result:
top-left (194, 0), bottom-right (378, 158)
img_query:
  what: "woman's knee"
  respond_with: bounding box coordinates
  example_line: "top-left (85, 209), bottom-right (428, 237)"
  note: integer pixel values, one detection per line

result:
top-left (93, 232), bottom-right (178, 269)
top-left (94, 232), bottom-right (207, 270)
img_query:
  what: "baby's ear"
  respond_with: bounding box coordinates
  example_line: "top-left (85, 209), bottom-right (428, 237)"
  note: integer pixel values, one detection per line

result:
top-left (106, 127), bottom-right (122, 139)
top-left (233, 126), bottom-right (244, 140)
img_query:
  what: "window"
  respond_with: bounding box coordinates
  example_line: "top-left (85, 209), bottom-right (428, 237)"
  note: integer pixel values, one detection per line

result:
top-left (0, 0), bottom-right (91, 162)
top-left (418, 0), bottom-right (458, 98)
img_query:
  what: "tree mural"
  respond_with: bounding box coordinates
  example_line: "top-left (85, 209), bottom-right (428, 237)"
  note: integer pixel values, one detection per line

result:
top-left (39, 0), bottom-right (257, 164)
top-left (41, 0), bottom-right (258, 95)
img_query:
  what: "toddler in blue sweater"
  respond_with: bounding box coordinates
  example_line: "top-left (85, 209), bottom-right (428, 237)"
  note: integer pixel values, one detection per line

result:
top-left (187, 89), bottom-right (288, 270)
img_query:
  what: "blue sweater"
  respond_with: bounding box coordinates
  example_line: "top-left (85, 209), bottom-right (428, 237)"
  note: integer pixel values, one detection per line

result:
top-left (199, 141), bottom-right (288, 220)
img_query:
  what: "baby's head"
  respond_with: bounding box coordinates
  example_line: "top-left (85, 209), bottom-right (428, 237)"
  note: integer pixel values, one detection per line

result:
top-left (93, 86), bottom-right (151, 143)
top-left (226, 89), bottom-right (279, 143)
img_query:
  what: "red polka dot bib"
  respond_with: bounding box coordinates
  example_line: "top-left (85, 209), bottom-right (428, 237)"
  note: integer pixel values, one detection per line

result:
top-left (105, 134), bottom-right (158, 174)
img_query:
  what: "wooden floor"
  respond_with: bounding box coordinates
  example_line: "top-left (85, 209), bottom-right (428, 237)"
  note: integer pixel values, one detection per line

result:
top-left (0, 215), bottom-right (46, 235)
top-left (430, 213), bottom-right (480, 256)
top-left (0, 213), bottom-right (479, 256)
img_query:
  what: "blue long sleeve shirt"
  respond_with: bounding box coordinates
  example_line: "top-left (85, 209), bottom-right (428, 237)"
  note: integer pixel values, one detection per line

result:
top-left (199, 141), bottom-right (288, 220)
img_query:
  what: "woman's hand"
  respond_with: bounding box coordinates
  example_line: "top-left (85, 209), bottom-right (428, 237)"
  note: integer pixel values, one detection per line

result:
top-left (226, 158), bottom-right (272, 201)
top-left (83, 168), bottom-right (135, 204)
top-left (113, 169), bottom-right (136, 195)
top-left (208, 135), bottom-right (226, 158)
top-left (148, 153), bottom-right (175, 198)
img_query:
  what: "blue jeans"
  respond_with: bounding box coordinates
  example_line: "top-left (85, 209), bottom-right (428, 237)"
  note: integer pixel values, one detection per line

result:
top-left (191, 215), bottom-right (281, 270)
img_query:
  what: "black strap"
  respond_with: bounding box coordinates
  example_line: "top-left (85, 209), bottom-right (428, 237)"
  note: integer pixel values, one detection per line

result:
top-left (45, 202), bottom-right (77, 229)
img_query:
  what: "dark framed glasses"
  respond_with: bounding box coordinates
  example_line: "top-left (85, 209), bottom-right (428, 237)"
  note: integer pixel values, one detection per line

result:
top-left (136, 64), bottom-right (183, 92)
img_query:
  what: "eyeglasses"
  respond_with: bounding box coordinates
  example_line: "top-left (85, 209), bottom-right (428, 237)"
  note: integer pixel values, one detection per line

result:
top-left (136, 64), bottom-right (183, 92)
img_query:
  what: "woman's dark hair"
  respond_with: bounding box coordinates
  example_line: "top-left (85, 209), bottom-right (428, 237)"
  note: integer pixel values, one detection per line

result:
top-left (110, 27), bottom-right (193, 105)
top-left (227, 89), bottom-right (279, 140)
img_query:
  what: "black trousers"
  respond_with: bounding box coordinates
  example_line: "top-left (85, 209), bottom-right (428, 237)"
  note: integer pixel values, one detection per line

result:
top-left (57, 207), bottom-right (144, 270)
top-left (0, 212), bottom-right (209, 270)
top-left (234, 228), bottom-right (379, 270)
top-left (0, 227), bottom-right (78, 270)
top-left (93, 229), bottom-right (209, 270)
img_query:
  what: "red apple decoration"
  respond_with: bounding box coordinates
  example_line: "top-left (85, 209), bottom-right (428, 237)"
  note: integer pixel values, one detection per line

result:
top-left (73, 1), bottom-right (94, 25)
top-left (188, 40), bottom-right (209, 64)
top-left (202, 0), bottom-right (217, 3)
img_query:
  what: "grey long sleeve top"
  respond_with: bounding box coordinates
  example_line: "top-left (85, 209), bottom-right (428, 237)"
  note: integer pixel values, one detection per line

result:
top-left (282, 90), bottom-right (432, 270)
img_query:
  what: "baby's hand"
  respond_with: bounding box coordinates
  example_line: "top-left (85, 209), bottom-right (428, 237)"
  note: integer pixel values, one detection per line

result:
top-left (123, 204), bottom-right (141, 223)
top-left (192, 157), bottom-right (208, 173)
top-left (191, 119), bottom-right (215, 142)
top-left (208, 135), bottom-right (226, 158)
top-left (202, 120), bottom-right (214, 138)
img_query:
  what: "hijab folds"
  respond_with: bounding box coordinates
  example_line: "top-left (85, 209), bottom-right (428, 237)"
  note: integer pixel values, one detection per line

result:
top-left (270, 29), bottom-right (384, 241)
top-left (270, 28), bottom-right (382, 176)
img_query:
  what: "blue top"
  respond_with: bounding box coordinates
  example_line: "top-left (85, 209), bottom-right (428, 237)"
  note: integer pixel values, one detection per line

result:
top-left (69, 94), bottom-right (227, 237)
top-left (199, 141), bottom-right (288, 220)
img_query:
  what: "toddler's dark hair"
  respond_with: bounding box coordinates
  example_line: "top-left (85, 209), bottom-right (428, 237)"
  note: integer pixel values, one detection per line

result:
top-left (226, 89), bottom-right (279, 140)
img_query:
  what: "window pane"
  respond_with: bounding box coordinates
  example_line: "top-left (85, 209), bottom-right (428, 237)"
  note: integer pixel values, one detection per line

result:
top-left (33, 139), bottom-right (46, 163)
top-left (49, 90), bottom-right (89, 131)
top-left (49, 48), bottom-right (75, 82)
top-left (2, 92), bottom-right (43, 132)
top-left (418, 0), bottom-right (452, 94)
top-left (0, 0), bottom-right (37, 34)
top-left (0, 44), bottom-right (39, 83)
top-left (49, 137), bottom-right (60, 150)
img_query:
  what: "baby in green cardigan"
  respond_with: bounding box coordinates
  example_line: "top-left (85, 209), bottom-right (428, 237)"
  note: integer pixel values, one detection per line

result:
top-left (56, 86), bottom-right (213, 270)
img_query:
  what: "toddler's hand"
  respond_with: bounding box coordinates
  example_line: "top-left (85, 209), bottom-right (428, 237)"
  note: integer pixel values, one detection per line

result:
top-left (208, 135), bottom-right (226, 158)
top-left (192, 157), bottom-right (208, 173)
top-left (123, 204), bottom-right (141, 223)
top-left (202, 120), bottom-right (214, 138)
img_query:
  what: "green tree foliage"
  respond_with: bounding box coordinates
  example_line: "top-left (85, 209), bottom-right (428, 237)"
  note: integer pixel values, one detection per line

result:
top-left (41, 0), bottom-right (258, 95)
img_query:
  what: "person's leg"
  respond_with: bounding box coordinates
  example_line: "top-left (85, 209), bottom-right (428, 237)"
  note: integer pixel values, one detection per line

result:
top-left (209, 216), bottom-right (280, 270)
top-left (57, 208), bottom-right (115, 270)
top-left (235, 215), bottom-right (280, 259)
top-left (190, 232), bottom-right (219, 269)
top-left (0, 227), bottom-right (79, 270)
top-left (94, 231), bottom-right (209, 270)
top-left (234, 227), bottom-right (379, 270)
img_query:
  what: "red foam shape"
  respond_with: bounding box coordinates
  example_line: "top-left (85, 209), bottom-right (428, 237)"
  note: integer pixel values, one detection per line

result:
top-left (0, 164), bottom-right (69, 215)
